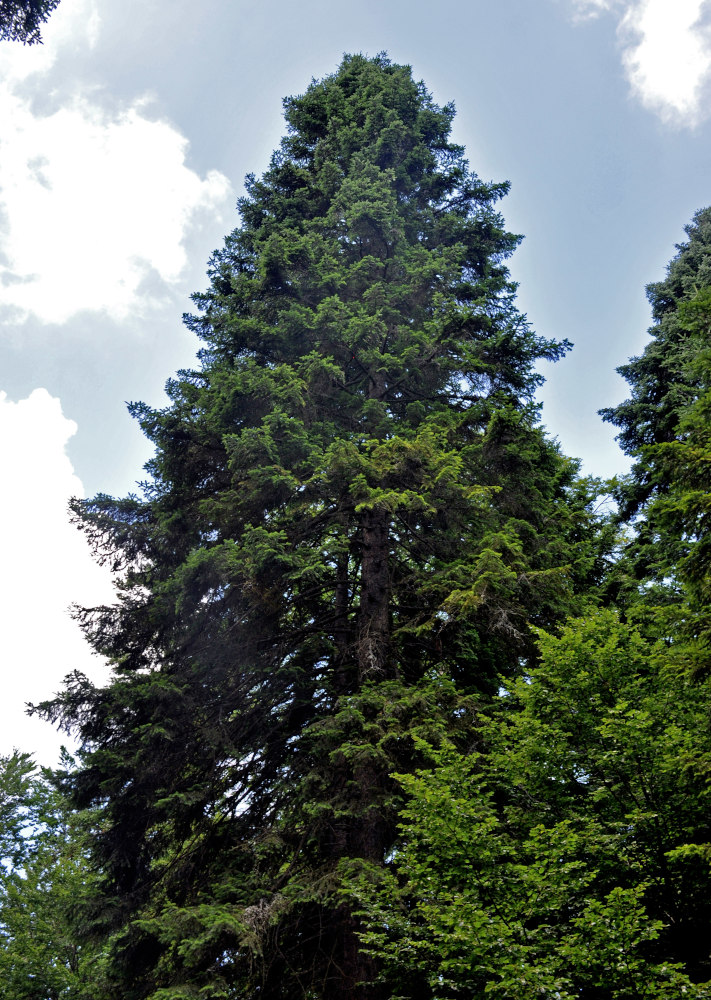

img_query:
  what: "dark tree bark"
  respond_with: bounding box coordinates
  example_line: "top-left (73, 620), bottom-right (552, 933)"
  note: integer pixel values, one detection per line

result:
top-left (358, 507), bottom-right (391, 682)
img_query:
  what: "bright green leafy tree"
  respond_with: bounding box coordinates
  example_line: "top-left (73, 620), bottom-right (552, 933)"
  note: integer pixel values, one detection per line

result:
top-left (43, 54), bottom-right (602, 999)
top-left (347, 609), bottom-right (711, 998)
top-left (0, 752), bottom-right (105, 998)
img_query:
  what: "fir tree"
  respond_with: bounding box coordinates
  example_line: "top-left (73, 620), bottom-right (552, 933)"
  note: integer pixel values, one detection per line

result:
top-left (602, 207), bottom-right (711, 602)
top-left (649, 286), bottom-right (711, 612)
top-left (45, 54), bottom-right (598, 999)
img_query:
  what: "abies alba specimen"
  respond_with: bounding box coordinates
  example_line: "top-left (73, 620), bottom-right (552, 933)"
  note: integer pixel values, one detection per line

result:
top-left (47, 54), bottom-right (598, 999)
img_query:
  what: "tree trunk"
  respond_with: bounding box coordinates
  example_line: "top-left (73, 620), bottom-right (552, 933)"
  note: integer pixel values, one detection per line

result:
top-left (333, 549), bottom-right (353, 695)
top-left (331, 906), bottom-right (384, 1000)
top-left (358, 505), bottom-right (391, 681)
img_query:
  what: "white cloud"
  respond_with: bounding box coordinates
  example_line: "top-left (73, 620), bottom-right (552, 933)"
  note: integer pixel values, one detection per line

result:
top-left (0, 389), bottom-right (114, 763)
top-left (0, 0), bottom-right (233, 325)
top-left (620, 0), bottom-right (711, 125)
top-left (569, 0), bottom-right (620, 21)
top-left (0, 92), bottom-right (232, 323)
top-left (566, 0), bottom-right (711, 126)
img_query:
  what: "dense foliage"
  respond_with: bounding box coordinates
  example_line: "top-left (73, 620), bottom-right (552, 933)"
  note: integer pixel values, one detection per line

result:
top-left (347, 609), bottom-right (711, 998)
top-left (7, 52), bottom-right (709, 1000)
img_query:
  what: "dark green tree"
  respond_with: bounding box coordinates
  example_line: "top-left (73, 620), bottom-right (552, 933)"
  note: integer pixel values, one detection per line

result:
top-left (646, 286), bottom-right (711, 613)
top-left (0, 0), bottom-right (60, 43)
top-left (602, 207), bottom-right (711, 604)
top-left (44, 54), bottom-right (600, 999)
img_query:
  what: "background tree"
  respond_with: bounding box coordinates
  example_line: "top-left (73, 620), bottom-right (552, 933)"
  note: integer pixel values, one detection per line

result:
top-left (646, 286), bottom-right (711, 616)
top-left (602, 207), bottom-right (711, 606)
top-left (0, 752), bottom-right (105, 998)
top-left (0, 0), bottom-right (60, 43)
top-left (44, 54), bottom-right (601, 999)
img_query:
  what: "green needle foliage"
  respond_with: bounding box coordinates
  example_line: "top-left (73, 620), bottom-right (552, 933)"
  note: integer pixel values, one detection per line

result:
top-left (0, 0), bottom-right (60, 44)
top-left (42, 55), bottom-right (604, 998)
top-left (602, 207), bottom-right (711, 608)
top-left (648, 286), bottom-right (711, 613)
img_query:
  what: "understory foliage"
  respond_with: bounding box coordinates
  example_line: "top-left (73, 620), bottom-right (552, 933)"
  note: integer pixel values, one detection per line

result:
top-left (14, 54), bottom-right (711, 1000)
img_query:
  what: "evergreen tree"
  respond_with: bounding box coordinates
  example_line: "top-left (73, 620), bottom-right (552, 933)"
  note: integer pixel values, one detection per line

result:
top-left (45, 54), bottom-right (598, 999)
top-left (648, 286), bottom-right (711, 612)
top-left (602, 207), bottom-right (711, 603)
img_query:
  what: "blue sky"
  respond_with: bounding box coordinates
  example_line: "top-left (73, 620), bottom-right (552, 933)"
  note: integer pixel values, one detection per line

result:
top-left (1, 0), bottom-right (710, 760)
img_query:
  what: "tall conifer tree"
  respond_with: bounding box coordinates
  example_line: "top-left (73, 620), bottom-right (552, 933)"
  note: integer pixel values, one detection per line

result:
top-left (47, 55), bottom-right (597, 998)
top-left (602, 207), bottom-right (711, 601)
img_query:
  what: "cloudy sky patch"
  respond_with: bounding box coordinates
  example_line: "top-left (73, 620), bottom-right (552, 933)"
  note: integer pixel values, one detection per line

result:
top-left (0, 0), bottom-right (232, 326)
top-left (0, 389), bottom-right (114, 760)
top-left (0, 90), bottom-right (232, 324)
top-left (620, 0), bottom-right (711, 126)
top-left (570, 0), bottom-right (620, 21)
top-left (569, 0), bottom-right (711, 126)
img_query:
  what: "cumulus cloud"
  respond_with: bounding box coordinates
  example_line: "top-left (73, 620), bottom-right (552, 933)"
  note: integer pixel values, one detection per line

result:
top-left (0, 389), bottom-right (114, 763)
top-left (0, 0), bottom-right (233, 325)
top-left (567, 0), bottom-right (711, 126)
top-left (620, 0), bottom-right (711, 125)
top-left (0, 92), bottom-right (232, 323)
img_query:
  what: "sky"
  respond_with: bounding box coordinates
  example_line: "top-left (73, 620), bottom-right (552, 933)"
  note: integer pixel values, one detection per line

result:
top-left (1, 0), bottom-right (711, 762)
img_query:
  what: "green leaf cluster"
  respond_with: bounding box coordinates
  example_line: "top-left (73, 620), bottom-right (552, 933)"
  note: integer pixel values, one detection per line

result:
top-left (0, 752), bottom-right (106, 998)
top-left (346, 610), bottom-right (711, 998)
